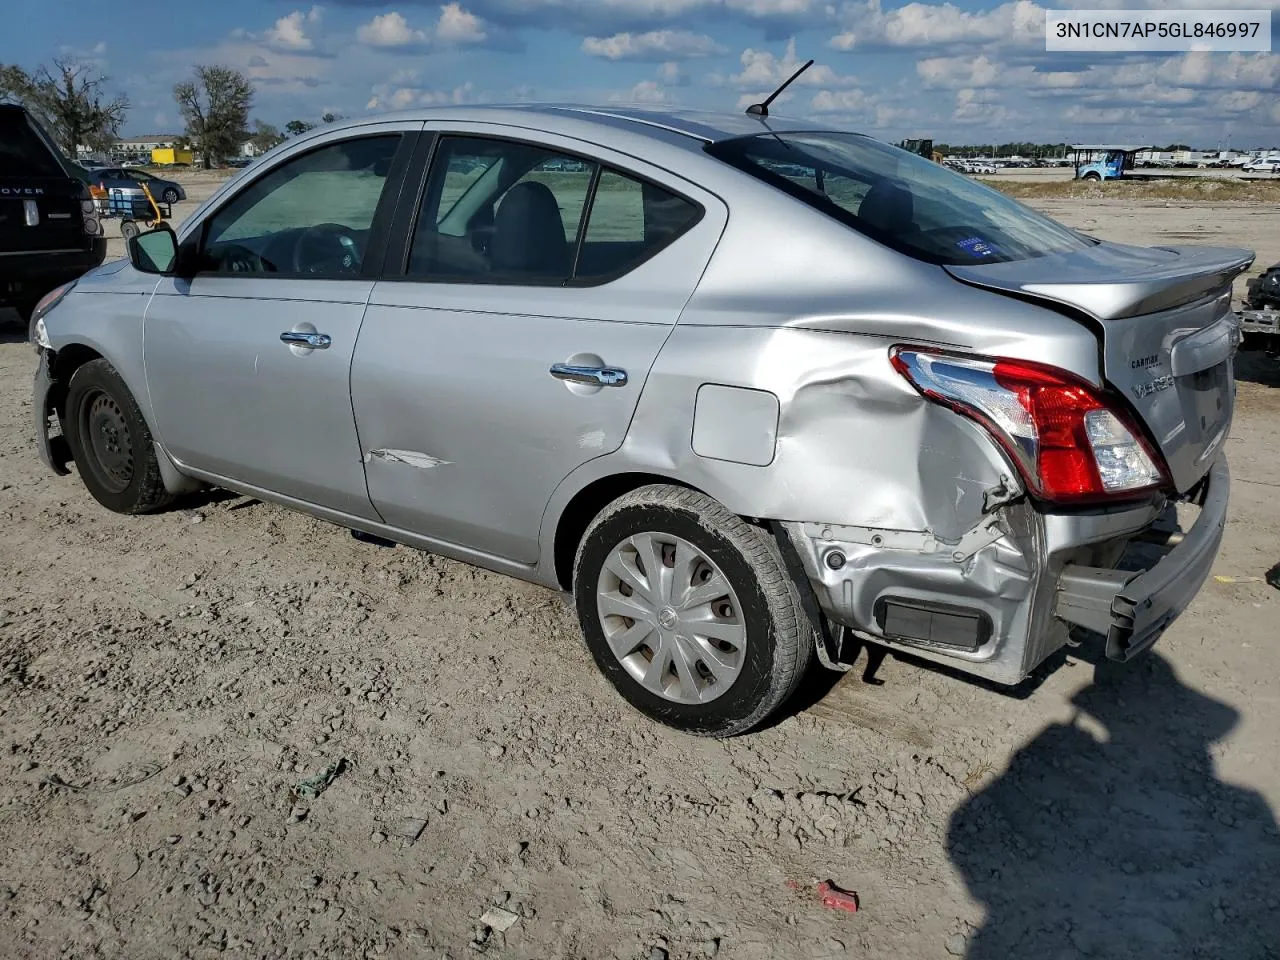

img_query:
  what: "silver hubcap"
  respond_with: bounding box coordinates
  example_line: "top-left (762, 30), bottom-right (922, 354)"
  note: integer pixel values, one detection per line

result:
top-left (596, 532), bottom-right (746, 704)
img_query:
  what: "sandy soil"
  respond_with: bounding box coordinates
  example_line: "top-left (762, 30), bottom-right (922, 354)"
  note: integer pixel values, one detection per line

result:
top-left (1, 197), bottom-right (1279, 960)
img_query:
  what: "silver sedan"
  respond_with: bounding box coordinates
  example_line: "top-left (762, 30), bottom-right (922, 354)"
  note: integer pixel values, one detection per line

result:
top-left (31, 105), bottom-right (1250, 735)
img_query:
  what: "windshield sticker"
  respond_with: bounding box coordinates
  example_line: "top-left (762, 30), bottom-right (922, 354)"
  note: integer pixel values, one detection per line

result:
top-left (956, 236), bottom-right (999, 257)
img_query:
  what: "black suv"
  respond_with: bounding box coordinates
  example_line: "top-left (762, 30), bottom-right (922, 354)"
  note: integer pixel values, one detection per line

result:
top-left (1, 103), bottom-right (106, 323)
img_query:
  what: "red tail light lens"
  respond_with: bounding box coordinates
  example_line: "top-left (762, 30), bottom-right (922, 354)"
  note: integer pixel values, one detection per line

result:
top-left (891, 348), bottom-right (1167, 504)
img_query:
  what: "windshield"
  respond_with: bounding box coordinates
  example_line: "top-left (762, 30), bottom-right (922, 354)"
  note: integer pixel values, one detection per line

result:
top-left (707, 132), bottom-right (1092, 266)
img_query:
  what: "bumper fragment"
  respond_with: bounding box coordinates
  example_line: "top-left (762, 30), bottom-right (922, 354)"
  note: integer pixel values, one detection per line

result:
top-left (33, 350), bottom-right (71, 476)
top-left (1055, 457), bottom-right (1229, 661)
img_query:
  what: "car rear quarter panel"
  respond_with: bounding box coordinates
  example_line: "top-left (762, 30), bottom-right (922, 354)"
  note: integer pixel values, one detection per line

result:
top-left (538, 186), bottom-right (1107, 581)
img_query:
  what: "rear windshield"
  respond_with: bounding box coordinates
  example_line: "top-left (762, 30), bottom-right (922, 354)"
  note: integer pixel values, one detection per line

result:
top-left (706, 132), bottom-right (1092, 266)
top-left (0, 110), bottom-right (66, 178)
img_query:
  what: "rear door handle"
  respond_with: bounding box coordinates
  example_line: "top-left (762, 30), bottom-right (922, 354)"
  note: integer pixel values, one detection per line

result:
top-left (550, 363), bottom-right (628, 387)
top-left (280, 331), bottom-right (332, 350)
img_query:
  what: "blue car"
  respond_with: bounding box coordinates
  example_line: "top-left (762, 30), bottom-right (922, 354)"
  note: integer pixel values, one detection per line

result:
top-left (90, 167), bottom-right (186, 205)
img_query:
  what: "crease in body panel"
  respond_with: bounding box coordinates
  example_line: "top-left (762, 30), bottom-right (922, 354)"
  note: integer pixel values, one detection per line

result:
top-left (365, 449), bottom-right (452, 469)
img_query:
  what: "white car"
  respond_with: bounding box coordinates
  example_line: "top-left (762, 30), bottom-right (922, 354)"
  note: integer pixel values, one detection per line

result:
top-left (1243, 156), bottom-right (1280, 173)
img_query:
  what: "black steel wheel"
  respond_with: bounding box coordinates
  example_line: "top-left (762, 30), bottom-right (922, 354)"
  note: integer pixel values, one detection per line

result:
top-left (64, 359), bottom-right (173, 514)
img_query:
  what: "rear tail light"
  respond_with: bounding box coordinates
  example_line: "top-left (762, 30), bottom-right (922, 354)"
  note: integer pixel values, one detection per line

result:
top-left (890, 347), bottom-right (1167, 504)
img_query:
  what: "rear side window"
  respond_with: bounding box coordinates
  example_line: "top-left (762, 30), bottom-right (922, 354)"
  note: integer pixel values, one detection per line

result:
top-left (408, 135), bottom-right (701, 285)
top-left (707, 132), bottom-right (1091, 266)
top-left (576, 170), bottom-right (701, 281)
top-left (0, 110), bottom-right (66, 178)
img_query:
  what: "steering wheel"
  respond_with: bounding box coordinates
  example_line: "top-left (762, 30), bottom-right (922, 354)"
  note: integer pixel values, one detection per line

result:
top-left (292, 222), bottom-right (362, 276)
top-left (216, 243), bottom-right (266, 273)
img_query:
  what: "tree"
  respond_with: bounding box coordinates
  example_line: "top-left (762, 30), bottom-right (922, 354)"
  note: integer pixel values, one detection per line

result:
top-left (0, 59), bottom-right (128, 158)
top-left (248, 120), bottom-right (284, 155)
top-left (285, 119), bottom-right (314, 137)
top-left (321, 111), bottom-right (343, 125)
top-left (174, 65), bottom-right (253, 169)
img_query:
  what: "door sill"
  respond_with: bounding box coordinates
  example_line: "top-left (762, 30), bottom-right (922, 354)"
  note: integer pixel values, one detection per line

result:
top-left (171, 463), bottom-right (548, 586)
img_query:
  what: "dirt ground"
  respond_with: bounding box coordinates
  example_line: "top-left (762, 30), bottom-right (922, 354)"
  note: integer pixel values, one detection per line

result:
top-left (1, 192), bottom-right (1279, 960)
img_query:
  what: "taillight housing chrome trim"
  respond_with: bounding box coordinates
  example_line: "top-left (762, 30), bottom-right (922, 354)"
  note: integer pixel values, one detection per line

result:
top-left (890, 345), bottom-right (1171, 506)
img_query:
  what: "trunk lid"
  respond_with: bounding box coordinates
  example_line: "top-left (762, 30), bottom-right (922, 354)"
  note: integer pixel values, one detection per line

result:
top-left (946, 241), bottom-right (1255, 493)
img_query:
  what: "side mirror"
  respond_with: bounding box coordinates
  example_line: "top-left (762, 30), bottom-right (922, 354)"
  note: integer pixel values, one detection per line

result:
top-left (127, 225), bottom-right (178, 275)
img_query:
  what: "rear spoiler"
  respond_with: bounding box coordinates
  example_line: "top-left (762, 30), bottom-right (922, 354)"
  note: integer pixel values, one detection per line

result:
top-left (946, 243), bottom-right (1255, 320)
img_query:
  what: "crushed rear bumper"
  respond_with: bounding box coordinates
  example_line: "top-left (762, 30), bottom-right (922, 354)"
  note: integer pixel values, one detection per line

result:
top-left (784, 456), bottom-right (1228, 684)
top-left (1055, 456), bottom-right (1229, 662)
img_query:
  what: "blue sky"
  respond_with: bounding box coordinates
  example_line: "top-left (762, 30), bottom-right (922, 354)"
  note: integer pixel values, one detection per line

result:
top-left (6, 0), bottom-right (1278, 147)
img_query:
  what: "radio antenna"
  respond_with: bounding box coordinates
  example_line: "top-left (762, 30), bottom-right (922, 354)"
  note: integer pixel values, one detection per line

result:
top-left (745, 58), bottom-right (814, 118)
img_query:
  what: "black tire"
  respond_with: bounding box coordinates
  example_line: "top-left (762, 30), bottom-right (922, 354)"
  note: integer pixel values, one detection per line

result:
top-left (162, 188), bottom-right (179, 205)
top-left (574, 484), bottom-right (817, 737)
top-left (120, 220), bottom-right (139, 240)
top-left (1082, 172), bottom-right (1101, 182)
top-left (64, 359), bottom-right (173, 514)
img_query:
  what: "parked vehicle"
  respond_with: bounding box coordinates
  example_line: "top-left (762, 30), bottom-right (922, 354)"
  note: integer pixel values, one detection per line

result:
top-left (1072, 144), bottom-right (1149, 181)
top-left (0, 104), bottom-right (106, 326)
top-left (30, 106), bottom-right (1249, 735)
top-left (1242, 156), bottom-right (1280, 174)
top-left (1240, 262), bottom-right (1280, 358)
top-left (91, 167), bottom-right (186, 205)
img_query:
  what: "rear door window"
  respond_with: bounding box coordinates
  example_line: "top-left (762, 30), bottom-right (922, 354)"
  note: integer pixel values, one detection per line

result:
top-left (407, 135), bottom-right (702, 285)
top-left (410, 136), bottom-right (596, 283)
top-left (0, 110), bottom-right (66, 178)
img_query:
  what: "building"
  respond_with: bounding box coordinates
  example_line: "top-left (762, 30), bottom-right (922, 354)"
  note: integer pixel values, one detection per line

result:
top-left (110, 135), bottom-right (182, 161)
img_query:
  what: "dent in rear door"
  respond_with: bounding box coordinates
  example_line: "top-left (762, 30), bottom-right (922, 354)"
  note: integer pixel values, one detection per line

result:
top-left (351, 180), bottom-right (723, 564)
top-left (351, 280), bottom-right (698, 564)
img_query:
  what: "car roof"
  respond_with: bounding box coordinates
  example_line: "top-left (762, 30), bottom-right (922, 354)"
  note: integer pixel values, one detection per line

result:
top-left (328, 103), bottom-right (841, 147)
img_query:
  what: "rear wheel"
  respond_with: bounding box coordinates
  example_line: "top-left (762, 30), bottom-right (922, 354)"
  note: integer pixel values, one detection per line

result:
top-left (574, 484), bottom-right (816, 737)
top-left (65, 359), bottom-right (173, 514)
top-left (162, 188), bottom-right (179, 204)
top-left (120, 220), bottom-right (139, 240)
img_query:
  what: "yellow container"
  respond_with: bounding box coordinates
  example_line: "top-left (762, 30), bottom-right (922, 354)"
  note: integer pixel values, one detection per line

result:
top-left (151, 147), bottom-right (193, 166)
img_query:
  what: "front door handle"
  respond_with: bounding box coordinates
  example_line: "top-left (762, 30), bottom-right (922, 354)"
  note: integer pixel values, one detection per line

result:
top-left (550, 363), bottom-right (628, 387)
top-left (281, 331), bottom-right (332, 350)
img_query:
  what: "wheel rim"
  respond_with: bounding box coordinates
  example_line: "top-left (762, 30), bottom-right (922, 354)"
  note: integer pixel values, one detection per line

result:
top-left (164, 190), bottom-right (177, 203)
top-left (82, 390), bottom-right (134, 493)
top-left (597, 532), bottom-right (746, 705)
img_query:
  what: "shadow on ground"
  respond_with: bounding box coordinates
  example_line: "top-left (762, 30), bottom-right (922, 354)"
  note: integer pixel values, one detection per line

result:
top-left (947, 651), bottom-right (1280, 959)
top-left (1236, 349), bottom-right (1280, 387)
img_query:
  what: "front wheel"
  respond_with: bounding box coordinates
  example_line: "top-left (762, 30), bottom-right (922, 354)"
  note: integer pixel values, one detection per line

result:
top-left (64, 359), bottom-right (173, 514)
top-left (574, 485), bottom-right (816, 737)
top-left (1082, 172), bottom-right (1102, 182)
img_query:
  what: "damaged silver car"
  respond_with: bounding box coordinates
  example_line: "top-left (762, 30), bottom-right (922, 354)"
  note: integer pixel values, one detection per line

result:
top-left (31, 106), bottom-right (1251, 736)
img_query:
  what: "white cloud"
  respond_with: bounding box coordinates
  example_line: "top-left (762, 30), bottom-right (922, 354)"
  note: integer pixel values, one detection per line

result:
top-left (722, 37), bottom-right (859, 90)
top-left (658, 61), bottom-right (683, 83)
top-left (265, 7), bottom-right (322, 52)
top-left (810, 87), bottom-right (872, 113)
top-left (583, 30), bottom-right (724, 60)
top-left (357, 12), bottom-right (427, 48)
top-left (612, 79), bottom-right (677, 103)
top-left (435, 3), bottom-right (488, 45)
top-left (832, 0), bottom-right (1043, 50)
top-left (367, 81), bottom-right (479, 111)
